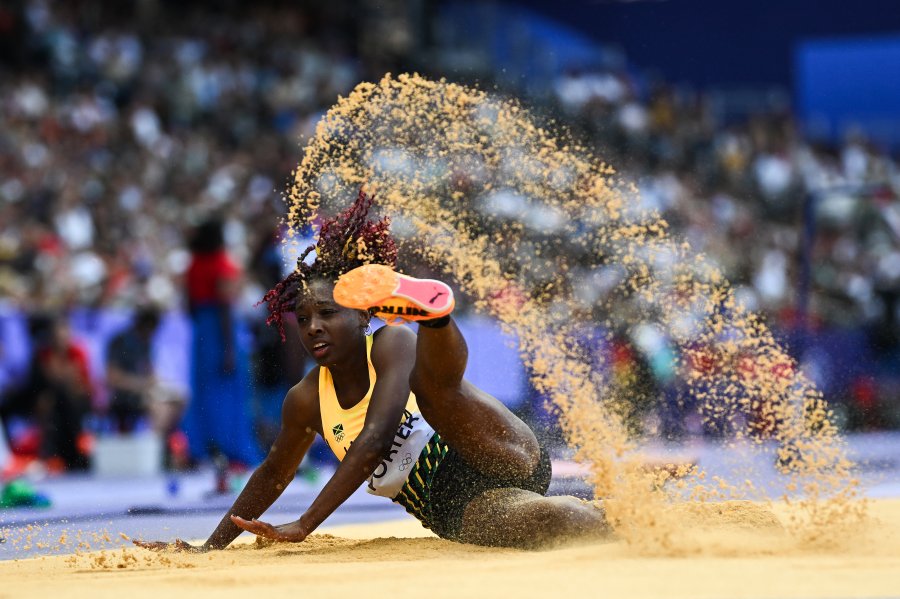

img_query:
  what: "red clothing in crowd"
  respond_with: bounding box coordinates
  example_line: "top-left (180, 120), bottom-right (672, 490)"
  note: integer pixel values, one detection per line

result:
top-left (186, 250), bottom-right (241, 304)
top-left (36, 343), bottom-right (92, 393)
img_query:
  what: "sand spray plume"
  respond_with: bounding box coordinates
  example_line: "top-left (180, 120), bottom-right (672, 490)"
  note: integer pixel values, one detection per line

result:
top-left (284, 73), bottom-right (865, 553)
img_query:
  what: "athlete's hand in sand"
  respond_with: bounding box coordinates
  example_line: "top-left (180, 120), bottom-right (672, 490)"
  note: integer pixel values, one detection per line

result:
top-left (133, 538), bottom-right (209, 553)
top-left (230, 514), bottom-right (309, 542)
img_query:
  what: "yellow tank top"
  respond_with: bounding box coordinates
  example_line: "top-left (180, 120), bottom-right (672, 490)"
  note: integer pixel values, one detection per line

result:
top-left (319, 334), bottom-right (435, 498)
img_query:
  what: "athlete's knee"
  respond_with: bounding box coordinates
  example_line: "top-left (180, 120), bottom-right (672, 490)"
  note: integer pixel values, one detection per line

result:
top-left (496, 441), bottom-right (541, 480)
top-left (532, 497), bottom-right (609, 539)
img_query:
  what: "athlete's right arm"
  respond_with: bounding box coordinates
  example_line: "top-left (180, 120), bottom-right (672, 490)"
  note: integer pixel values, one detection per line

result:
top-left (134, 373), bottom-right (320, 552)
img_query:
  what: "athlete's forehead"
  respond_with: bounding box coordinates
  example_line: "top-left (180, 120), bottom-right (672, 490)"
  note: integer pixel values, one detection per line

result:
top-left (295, 278), bottom-right (339, 310)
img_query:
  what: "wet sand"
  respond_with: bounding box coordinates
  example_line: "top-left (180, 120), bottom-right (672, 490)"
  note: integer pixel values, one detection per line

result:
top-left (1, 498), bottom-right (898, 599)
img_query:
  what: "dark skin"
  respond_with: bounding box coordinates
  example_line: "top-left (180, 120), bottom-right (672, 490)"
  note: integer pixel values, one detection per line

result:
top-left (135, 278), bottom-right (608, 551)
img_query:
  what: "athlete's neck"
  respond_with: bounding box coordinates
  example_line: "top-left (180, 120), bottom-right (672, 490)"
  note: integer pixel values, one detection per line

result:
top-left (328, 336), bottom-right (370, 404)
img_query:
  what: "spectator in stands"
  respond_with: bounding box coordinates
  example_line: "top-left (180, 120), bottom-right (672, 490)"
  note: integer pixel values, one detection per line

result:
top-left (105, 305), bottom-right (185, 437)
top-left (2, 314), bottom-right (93, 470)
top-left (182, 219), bottom-right (262, 465)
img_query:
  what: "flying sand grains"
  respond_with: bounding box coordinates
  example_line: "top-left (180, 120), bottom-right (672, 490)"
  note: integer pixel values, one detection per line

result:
top-left (281, 73), bottom-right (865, 554)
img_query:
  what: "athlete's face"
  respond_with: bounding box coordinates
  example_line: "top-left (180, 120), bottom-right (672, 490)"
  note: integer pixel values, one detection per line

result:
top-left (294, 278), bottom-right (369, 367)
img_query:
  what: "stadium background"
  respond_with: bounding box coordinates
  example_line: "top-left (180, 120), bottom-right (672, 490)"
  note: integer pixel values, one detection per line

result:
top-left (1, 0), bottom-right (899, 483)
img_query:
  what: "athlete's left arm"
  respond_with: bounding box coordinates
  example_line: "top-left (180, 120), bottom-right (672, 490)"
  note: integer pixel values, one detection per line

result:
top-left (233, 326), bottom-right (417, 542)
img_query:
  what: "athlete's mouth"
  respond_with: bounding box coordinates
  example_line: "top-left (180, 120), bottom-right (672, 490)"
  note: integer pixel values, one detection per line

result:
top-left (311, 342), bottom-right (329, 357)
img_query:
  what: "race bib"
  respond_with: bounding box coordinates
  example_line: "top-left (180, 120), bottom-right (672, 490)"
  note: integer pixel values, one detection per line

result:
top-left (366, 409), bottom-right (435, 498)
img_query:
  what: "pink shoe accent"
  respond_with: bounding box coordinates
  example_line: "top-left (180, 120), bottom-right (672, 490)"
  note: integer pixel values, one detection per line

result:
top-left (394, 277), bottom-right (454, 313)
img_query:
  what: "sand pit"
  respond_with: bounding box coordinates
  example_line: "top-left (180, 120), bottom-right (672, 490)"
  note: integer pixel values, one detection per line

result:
top-left (1, 498), bottom-right (898, 599)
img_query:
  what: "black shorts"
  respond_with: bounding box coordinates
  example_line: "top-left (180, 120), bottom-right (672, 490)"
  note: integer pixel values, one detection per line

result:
top-left (425, 445), bottom-right (552, 541)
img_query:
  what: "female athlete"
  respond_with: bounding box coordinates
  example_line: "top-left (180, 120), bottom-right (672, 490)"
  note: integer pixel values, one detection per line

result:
top-left (137, 191), bottom-right (608, 550)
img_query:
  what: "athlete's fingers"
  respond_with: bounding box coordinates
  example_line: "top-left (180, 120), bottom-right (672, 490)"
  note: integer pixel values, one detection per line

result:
top-left (231, 514), bottom-right (281, 539)
top-left (252, 520), bottom-right (282, 539)
top-left (230, 514), bottom-right (256, 532)
top-left (132, 539), bottom-right (172, 551)
top-left (253, 520), bottom-right (286, 540)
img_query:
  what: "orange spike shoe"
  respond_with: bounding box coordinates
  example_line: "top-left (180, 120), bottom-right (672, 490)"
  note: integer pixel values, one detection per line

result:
top-left (333, 264), bottom-right (455, 326)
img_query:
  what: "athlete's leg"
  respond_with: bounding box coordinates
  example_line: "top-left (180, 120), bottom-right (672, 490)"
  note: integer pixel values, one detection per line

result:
top-left (458, 488), bottom-right (610, 549)
top-left (410, 319), bottom-right (542, 480)
top-left (334, 264), bottom-right (542, 479)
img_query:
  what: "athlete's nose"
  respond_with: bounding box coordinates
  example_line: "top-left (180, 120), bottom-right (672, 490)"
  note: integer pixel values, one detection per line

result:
top-left (307, 314), bottom-right (325, 335)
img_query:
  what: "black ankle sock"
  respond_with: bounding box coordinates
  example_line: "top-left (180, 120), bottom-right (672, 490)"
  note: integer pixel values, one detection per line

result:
top-left (418, 315), bottom-right (451, 328)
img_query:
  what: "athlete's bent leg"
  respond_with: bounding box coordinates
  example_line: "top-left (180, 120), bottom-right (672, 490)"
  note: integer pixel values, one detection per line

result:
top-left (458, 488), bottom-right (610, 549)
top-left (411, 320), bottom-right (541, 480)
top-left (334, 265), bottom-right (542, 479)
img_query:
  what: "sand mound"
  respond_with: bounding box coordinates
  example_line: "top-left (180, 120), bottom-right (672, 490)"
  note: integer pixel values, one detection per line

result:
top-left (243, 532), bottom-right (505, 562)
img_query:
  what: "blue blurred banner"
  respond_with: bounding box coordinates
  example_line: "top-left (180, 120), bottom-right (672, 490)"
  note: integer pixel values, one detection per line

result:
top-left (796, 36), bottom-right (900, 150)
top-left (511, 0), bottom-right (900, 87)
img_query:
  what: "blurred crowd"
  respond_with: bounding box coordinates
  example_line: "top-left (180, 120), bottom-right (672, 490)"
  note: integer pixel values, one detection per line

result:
top-left (552, 69), bottom-right (900, 430)
top-left (0, 0), bottom-right (360, 312)
top-left (553, 69), bottom-right (900, 329)
top-left (0, 0), bottom-right (358, 470)
top-left (1, 0), bottom-right (899, 471)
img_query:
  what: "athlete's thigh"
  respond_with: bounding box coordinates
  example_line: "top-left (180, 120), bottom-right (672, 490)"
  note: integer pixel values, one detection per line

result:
top-left (458, 487), bottom-right (552, 548)
top-left (415, 379), bottom-right (540, 479)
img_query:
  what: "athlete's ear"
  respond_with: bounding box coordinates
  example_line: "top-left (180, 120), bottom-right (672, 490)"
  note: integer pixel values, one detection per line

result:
top-left (357, 310), bottom-right (371, 329)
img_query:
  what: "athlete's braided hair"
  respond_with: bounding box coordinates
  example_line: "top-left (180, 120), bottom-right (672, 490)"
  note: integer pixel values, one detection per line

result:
top-left (261, 189), bottom-right (398, 338)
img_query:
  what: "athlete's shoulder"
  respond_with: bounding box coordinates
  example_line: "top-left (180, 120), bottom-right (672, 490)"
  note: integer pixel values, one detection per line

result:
top-left (287, 366), bottom-right (321, 403)
top-left (282, 367), bottom-right (322, 430)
